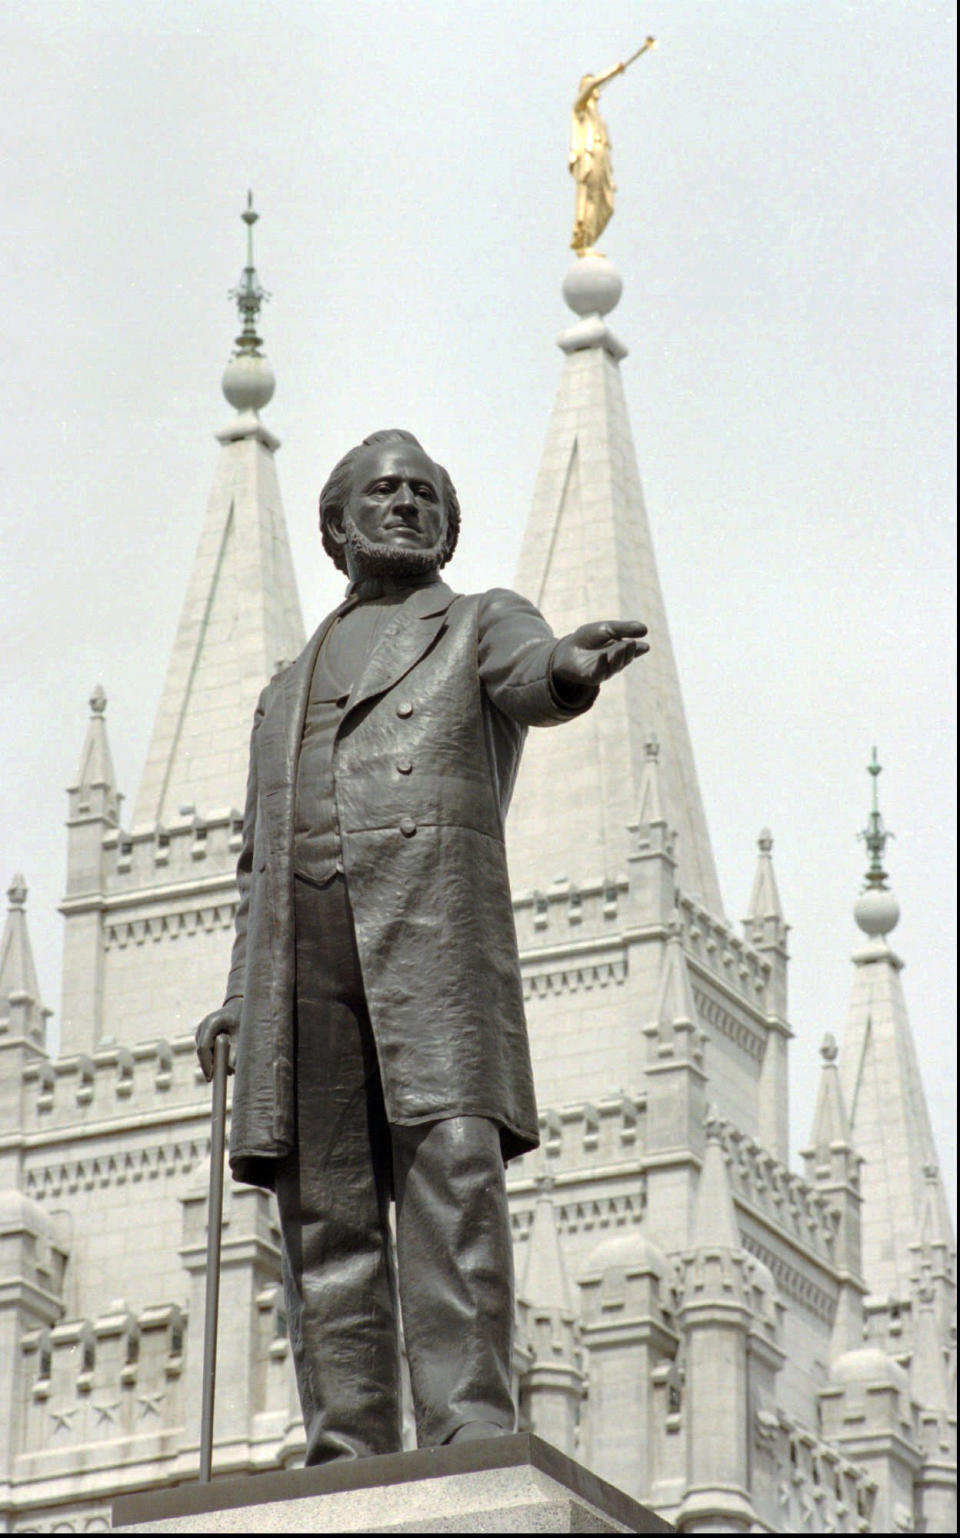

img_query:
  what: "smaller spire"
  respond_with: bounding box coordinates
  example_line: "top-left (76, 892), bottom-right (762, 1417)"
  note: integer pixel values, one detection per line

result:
top-left (656, 911), bottom-right (699, 1036)
top-left (690, 1108), bottom-right (740, 1251)
top-left (69, 685), bottom-right (119, 823)
top-left (909, 1163), bottom-right (955, 1289)
top-left (746, 827), bottom-right (785, 922)
top-left (0, 873), bottom-right (50, 1045)
top-left (222, 192), bottom-right (275, 417)
top-left (635, 732), bottom-right (666, 825)
top-left (854, 749), bottom-right (900, 938)
top-left (520, 1173), bottom-right (574, 1314)
top-left (910, 1280), bottom-right (951, 1416)
top-left (804, 1033), bottom-right (855, 1167)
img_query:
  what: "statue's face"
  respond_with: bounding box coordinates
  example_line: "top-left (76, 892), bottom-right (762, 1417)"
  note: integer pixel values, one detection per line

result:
top-left (336, 441), bottom-right (448, 578)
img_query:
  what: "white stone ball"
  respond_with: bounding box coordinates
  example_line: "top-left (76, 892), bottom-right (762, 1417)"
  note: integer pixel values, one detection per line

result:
top-left (854, 887), bottom-right (900, 937)
top-left (222, 352), bottom-right (275, 413)
top-left (562, 254), bottom-right (623, 318)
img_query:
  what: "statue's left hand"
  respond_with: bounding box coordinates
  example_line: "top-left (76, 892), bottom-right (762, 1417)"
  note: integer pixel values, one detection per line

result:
top-left (553, 620), bottom-right (649, 690)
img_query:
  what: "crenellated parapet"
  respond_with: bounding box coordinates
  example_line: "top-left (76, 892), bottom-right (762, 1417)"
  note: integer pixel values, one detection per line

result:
top-left (674, 892), bottom-right (773, 1012)
top-left (94, 806), bottom-right (244, 896)
top-left (706, 1112), bottom-right (840, 1268)
top-left (751, 1405), bottom-right (877, 1533)
top-left (16, 1298), bottom-right (185, 1469)
top-left (20, 1034), bottom-right (209, 1133)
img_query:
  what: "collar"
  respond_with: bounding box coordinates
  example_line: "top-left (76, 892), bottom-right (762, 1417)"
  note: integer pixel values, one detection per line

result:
top-left (344, 569), bottom-right (444, 604)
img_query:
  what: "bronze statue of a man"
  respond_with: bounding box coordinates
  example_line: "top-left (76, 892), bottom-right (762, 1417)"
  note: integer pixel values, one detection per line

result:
top-left (196, 429), bottom-right (648, 1464)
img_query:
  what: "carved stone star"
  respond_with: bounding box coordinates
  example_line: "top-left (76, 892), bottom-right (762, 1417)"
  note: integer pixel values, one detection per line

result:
top-left (137, 1391), bottom-right (165, 1418)
top-left (93, 1399), bottom-right (121, 1425)
top-left (49, 1406), bottom-right (78, 1433)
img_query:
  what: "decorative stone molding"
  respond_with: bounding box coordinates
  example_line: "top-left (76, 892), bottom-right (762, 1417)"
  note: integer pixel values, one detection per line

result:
top-left (25, 1137), bottom-right (209, 1199)
top-left (692, 986), bottom-right (766, 1063)
top-left (522, 953), bottom-right (627, 999)
top-left (104, 902), bottom-right (237, 950)
top-left (743, 1234), bottom-right (837, 1325)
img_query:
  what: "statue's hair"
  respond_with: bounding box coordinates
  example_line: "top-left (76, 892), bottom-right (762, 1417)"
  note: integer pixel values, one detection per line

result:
top-left (318, 428), bottom-right (461, 575)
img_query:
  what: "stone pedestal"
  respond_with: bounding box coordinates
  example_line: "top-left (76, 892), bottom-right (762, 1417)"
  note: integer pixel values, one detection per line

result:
top-left (112, 1432), bottom-right (672, 1533)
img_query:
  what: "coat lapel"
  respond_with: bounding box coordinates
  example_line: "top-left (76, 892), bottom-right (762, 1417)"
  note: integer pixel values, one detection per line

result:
top-left (341, 581), bottom-right (456, 724)
top-left (255, 605), bottom-right (343, 805)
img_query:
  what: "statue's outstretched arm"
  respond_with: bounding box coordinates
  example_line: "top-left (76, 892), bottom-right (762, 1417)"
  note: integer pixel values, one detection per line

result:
top-left (573, 61), bottom-right (624, 112)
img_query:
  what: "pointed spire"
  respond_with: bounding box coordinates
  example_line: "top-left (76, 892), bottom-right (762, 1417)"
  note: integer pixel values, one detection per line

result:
top-left (221, 192), bottom-right (276, 425)
top-left (520, 1174), bottom-right (574, 1314)
top-left (746, 827), bottom-right (784, 923)
top-left (506, 255), bottom-right (723, 914)
top-left (656, 910), bottom-right (699, 1036)
top-left (691, 1109), bottom-right (740, 1251)
top-left (838, 763), bottom-right (955, 1300)
top-left (911, 1280), bottom-right (951, 1416)
top-left (132, 203), bottom-right (304, 827)
top-left (914, 1164), bottom-right (953, 1258)
top-left (635, 733), bottom-right (666, 825)
top-left (0, 875), bottom-right (50, 1046)
top-left (68, 685), bottom-right (120, 824)
top-left (806, 1033), bottom-right (853, 1162)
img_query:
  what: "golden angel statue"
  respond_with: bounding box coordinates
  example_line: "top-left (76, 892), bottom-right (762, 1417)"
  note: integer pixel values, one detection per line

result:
top-left (570, 36), bottom-right (655, 256)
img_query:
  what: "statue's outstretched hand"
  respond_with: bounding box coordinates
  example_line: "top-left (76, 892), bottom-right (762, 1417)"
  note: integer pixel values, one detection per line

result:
top-left (195, 1005), bottom-right (240, 1082)
top-left (553, 621), bottom-right (649, 690)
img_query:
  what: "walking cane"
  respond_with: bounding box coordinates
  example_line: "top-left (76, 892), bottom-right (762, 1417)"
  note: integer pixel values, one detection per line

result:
top-left (199, 1031), bottom-right (230, 1483)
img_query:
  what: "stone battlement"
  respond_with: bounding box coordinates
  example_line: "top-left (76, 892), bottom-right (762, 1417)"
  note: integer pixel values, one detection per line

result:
top-left (712, 1114), bottom-right (839, 1267)
top-left (21, 1035), bottom-right (208, 1131)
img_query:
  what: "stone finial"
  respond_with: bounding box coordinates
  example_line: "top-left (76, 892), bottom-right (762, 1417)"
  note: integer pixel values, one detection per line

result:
top-left (746, 825), bottom-right (785, 928)
top-left (90, 684), bottom-right (107, 716)
top-left (704, 1104), bottom-right (724, 1144)
top-left (820, 1032), bottom-right (839, 1064)
top-left (7, 873), bottom-right (27, 909)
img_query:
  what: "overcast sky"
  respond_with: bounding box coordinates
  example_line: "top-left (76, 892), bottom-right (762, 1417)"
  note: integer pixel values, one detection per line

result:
top-left (1, 0), bottom-right (955, 1206)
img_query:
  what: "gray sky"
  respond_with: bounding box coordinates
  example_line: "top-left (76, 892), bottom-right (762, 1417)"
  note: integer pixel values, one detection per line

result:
top-left (1, 0), bottom-right (955, 1206)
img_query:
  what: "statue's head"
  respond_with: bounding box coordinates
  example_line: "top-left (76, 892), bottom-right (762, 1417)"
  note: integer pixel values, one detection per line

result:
top-left (319, 429), bottom-right (460, 581)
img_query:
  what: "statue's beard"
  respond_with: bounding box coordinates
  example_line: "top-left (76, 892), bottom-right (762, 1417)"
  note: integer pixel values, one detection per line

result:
top-left (344, 519), bottom-right (444, 579)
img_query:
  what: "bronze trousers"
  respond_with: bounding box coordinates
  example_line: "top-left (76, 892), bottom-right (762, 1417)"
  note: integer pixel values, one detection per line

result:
top-left (275, 873), bottom-right (515, 1464)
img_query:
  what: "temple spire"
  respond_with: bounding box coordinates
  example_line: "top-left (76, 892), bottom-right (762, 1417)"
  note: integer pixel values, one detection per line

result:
top-left (837, 754), bottom-right (954, 1300)
top-left (507, 257), bottom-right (723, 914)
top-left (133, 199), bottom-right (303, 828)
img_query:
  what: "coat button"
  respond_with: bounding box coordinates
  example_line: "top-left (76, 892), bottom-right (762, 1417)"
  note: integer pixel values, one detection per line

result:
top-left (396, 759), bottom-right (413, 775)
top-left (399, 817), bottom-right (417, 838)
top-left (396, 701), bottom-right (414, 718)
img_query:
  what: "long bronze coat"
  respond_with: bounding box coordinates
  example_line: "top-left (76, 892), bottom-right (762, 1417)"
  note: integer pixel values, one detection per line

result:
top-left (224, 580), bottom-right (595, 1188)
